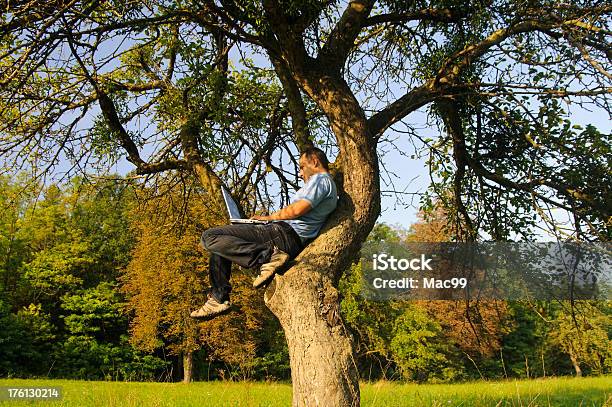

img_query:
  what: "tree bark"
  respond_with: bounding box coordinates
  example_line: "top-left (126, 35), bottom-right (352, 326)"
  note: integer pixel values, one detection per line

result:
top-left (183, 351), bottom-right (193, 383)
top-left (265, 271), bottom-right (359, 406)
top-left (569, 350), bottom-right (582, 378)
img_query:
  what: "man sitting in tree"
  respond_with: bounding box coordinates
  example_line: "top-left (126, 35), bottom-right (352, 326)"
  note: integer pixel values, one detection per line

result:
top-left (191, 147), bottom-right (338, 319)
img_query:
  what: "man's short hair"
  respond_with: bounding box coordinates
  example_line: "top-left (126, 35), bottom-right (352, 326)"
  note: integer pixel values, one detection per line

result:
top-left (301, 147), bottom-right (330, 170)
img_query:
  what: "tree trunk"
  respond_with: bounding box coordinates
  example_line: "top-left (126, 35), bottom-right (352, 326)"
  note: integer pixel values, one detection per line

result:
top-left (264, 74), bottom-right (380, 406)
top-left (569, 351), bottom-right (582, 378)
top-left (183, 351), bottom-right (193, 383)
top-left (265, 270), bottom-right (359, 406)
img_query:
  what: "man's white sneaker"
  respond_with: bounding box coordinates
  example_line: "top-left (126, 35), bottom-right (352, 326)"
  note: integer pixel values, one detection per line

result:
top-left (253, 246), bottom-right (290, 288)
top-left (190, 296), bottom-right (231, 319)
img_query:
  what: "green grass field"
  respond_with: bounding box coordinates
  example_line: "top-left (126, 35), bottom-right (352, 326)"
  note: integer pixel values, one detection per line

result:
top-left (0, 376), bottom-right (610, 406)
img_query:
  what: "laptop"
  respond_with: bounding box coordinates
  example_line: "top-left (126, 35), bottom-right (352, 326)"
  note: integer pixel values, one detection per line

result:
top-left (221, 187), bottom-right (270, 224)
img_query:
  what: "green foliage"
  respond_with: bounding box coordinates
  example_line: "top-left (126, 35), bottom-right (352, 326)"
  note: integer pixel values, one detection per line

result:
top-left (0, 176), bottom-right (166, 380)
top-left (341, 268), bottom-right (462, 382)
top-left (340, 224), bottom-right (463, 382)
top-left (21, 241), bottom-right (90, 301)
top-left (0, 176), bottom-right (36, 304)
top-left (341, 261), bottom-right (395, 377)
top-left (250, 327), bottom-right (291, 380)
top-left (500, 301), bottom-right (549, 377)
top-left (68, 179), bottom-right (136, 282)
top-left (341, 224), bottom-right (611, 383)
top-left (547, 301), bottom-right (612, 376)
top-left (54, 334), bottom-right (167, 381)
top-left (61, 282), bottom-right (126, 337)
top-left (0, 300), bottom-right (55, 376)
top-left (367, 223), bottom-right (402, 244)
top-left (390, 307), bottom-right (460, 382)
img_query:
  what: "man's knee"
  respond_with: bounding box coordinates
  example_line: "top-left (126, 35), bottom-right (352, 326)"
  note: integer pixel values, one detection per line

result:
top-left (200, 227), bottom-right (222, 251)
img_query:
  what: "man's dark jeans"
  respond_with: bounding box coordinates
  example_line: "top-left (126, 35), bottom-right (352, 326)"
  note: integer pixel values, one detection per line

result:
top-left (200, 221), bottom-right (304, 302)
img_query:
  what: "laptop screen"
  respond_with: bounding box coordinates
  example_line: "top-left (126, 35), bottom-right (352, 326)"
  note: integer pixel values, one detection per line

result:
top-left (221, 187), bottom-right (242, 219)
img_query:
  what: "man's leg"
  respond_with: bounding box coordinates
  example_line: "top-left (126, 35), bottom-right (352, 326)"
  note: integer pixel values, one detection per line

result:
top-left (208, 253), bottom-right (232, 303)
top-left (201, 223), bottom-right (303, 268)
top-left (192, 222), bottom-right (303, 319)
top-left (191, 251), bottom-right (233, 319)
top-left (201, 224), bottom-right (274, 269)
top-left (201, 222), bottom-right (303, 289)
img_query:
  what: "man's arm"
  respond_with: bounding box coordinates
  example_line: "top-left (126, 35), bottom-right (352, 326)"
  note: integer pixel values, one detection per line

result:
top-left (251, 199), bottom-right (312, 221)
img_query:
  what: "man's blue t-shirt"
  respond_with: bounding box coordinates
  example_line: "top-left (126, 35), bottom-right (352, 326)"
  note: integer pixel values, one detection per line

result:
top-left (286, 172), bottom-right (337, 242)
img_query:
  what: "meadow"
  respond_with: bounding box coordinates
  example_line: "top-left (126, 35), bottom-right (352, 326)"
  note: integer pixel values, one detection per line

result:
top-left (1, 376), bottom-right (610, 406)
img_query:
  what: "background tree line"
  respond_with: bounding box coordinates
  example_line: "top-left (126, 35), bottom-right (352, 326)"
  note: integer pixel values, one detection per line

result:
top-left (1, 175), bottom-right (609, 383)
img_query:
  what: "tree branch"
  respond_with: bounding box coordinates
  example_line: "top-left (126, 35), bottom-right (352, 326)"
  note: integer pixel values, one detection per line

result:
top-left (367, 81), bottom-right (440, 139)
top-left (234, 96), bottom-right (286, 201)
top-left (434, 8), bottom-right (611, 85)
top-left (437, 99), bottom-right (477, 240)
top-left (134, 159), bottom-right (190, 175)
top-left (105, 80), bottom-right (167, 92)
top-left (270, 56), bottom-right (314, 152)
top-left (363, 8), bottom-right (466, 26)
top-left (261, 0), bottom-right (309, 65)
top-left (65, 26), bottom-right (146, 167)
top-left (178, 117), bottom-right (229, 217)
top-left (369, 9), bottom-right (611, 141)
top-left (318, 0), bottom-right (375, 72)
top-left (190, 2), bottom-right (265, 48)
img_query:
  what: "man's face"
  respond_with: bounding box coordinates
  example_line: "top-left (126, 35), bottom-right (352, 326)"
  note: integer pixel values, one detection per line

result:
top-left (299, 154), bottom-right (318, 182)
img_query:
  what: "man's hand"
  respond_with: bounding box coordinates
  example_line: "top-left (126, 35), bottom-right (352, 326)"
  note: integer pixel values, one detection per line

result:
top-left (250, 199), bottom-right (312, 221)
top-left (250, 214), bottom-right (270, 221)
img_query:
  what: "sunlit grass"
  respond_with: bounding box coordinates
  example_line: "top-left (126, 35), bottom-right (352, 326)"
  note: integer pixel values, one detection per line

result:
top-left (0, 376), bottom-right (610, 406)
